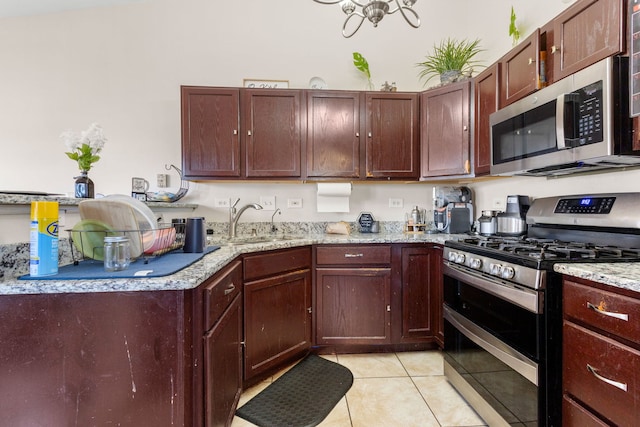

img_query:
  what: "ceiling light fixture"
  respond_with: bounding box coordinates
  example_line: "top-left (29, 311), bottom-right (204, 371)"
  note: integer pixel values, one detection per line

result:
top-left (314, 0), bottom-right (420, 38)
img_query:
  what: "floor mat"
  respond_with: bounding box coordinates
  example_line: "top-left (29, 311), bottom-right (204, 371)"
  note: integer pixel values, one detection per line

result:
top-left (236, 354), bottom-right (353, 427)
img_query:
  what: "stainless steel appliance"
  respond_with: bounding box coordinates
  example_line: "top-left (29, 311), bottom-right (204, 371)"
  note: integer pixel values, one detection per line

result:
top-left (496, 194), bottom-right (530, 236)
top-left (433, 186), bottom-right (474, 233)
top-left (442, 192), bottom-right (640, 426)
top-left (490, 56), bottom-right (640, 177)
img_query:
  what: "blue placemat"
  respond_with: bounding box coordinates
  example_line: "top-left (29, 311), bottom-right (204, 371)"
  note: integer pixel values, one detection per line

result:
top-left (19, 246), bottom-right (220, 280)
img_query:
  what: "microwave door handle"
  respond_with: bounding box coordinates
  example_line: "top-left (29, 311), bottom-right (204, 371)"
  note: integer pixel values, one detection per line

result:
top-left (556, 93), bottom-right (568, 149)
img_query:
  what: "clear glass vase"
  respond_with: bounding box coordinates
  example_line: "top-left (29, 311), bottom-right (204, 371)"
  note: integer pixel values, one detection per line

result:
top-left (74, 171), bottom-right (94, 198)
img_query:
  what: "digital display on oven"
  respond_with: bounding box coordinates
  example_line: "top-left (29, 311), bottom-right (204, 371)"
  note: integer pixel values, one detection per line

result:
top-left (554, 197), bottom-right (615, 214)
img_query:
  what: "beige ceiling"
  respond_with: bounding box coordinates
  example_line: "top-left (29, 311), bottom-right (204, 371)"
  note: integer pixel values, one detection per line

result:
top-left (0, 0), bottom-right (147, 18)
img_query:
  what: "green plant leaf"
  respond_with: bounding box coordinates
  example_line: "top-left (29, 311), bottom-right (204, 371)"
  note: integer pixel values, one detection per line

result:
top-left (415, 38), bottom-right (483, 85)
top-left (352, 52), bottom-right (371, 79)
top-left (509, 6), bottom-right (520, 42)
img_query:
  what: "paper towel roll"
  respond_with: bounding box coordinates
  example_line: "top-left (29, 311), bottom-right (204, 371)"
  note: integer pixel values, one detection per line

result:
top-left (317, 183), bottom-right (352, 212)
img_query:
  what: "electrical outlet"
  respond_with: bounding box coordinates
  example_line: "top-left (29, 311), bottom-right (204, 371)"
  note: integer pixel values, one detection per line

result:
top-left (157, 174), bottom-right (168, 188)
top-left (389, 198), bottom-right (403, 208)
top-left (287, 198), bottom-right (302, 208)
top-left (214, 198), bottom-right (230, 208)
top-left (259, 196), bottom-right (276, 211)
top-left (492, 198), bottom-right (505, 210)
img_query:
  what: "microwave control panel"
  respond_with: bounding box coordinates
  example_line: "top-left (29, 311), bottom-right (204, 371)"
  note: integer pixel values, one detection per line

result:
top-left (574, 80), bottom-right (604, 145)
top-left (554, 196), bottom-right (615, 214)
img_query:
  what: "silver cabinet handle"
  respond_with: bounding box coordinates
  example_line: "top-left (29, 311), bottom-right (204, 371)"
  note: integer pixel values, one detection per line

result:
top-left (344, 253), bottom-right (364, 258)
top-left (386, 305), bottom-right (391, 312)
top-left (247, 130), bottom-right (252, 136)
top-left (233, 129), bottom-right (238, 135)
top-left (528, 58), bottom-right (534, 65)
top-left (586, 302), bottom-right (629, 321)
top-left (223, 283), bottom-right (235, 295)
top-left (551, 45), bottom-right (558, 54)
top-left (356, 132), bottom-right (360, 137)
top-left (368, 132), bottom-right (372, 138)
top-left (587, 364), bottom-right (628, 392)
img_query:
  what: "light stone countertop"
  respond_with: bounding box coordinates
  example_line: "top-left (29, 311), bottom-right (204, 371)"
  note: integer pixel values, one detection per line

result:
top-left (0, 193), bottom-right (197, 210)
top-left (554, 263), bottom-right (640, 294)
top-left (0, 232), bottom-right (454, 295)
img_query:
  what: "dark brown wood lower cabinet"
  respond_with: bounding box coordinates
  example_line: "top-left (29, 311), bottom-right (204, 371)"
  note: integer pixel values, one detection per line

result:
top-left (562, 277), bottom-right (640, 426)
top-left (315, 267), bottom-right (392, 345)
top-left (398, 246), bottom-right (433, 343)
top-left (204, 294), bottom-right (242, 427)
top-left (243, 268), bottom-right (312, 384)
top-left (0, 291), bottom-right (195, 427)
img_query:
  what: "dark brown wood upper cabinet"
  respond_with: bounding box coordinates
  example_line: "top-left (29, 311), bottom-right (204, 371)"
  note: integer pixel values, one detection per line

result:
top-left (499, 29), bottom-right (540, 107)
top-left (306, 90), bottom-right (361, 178)
top-left (364, 92), bottom-right (420, 179)
top-left (420, 80), bottom-right (471, 177)
top-left (473, 64), bottom-right (499, 176)
top-left (552, 0), bottom-right (624, 81)
top-left (181, 86), bottom-right (241, 178)
top-left (242, 89), bottom-right (303, 178)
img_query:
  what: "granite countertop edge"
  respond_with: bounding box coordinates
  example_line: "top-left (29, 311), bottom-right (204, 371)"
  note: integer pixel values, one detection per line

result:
top-left (0, 233), bottom-right (453, 295)
top-left (554, 263), bottom-right (640, 293)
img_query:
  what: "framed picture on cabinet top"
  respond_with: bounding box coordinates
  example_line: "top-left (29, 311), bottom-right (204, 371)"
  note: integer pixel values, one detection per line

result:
top-left (243, 79), bottom-right (289, 89)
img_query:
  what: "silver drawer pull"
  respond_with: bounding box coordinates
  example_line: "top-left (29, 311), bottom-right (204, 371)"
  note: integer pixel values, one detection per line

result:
top-left (344, 253), bottom-right (364, 258)
top-left (586, 302), bottom-right (629, 321)
top-left (223, 283), bottom-right (236, 295)
top-left (587, 364), bottom-right (628, 392)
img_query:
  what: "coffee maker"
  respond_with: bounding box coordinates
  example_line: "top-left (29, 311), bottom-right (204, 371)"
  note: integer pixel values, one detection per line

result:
top-left (433, 186), bottom-right (474, 233)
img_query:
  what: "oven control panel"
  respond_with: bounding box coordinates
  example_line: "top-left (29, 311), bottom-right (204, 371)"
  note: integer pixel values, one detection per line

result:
top-left (554, 196), bottom-right (615, 214)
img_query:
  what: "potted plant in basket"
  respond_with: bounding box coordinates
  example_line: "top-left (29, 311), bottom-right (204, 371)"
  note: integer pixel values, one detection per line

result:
top-left (416, 38), bottom-right (483, 86)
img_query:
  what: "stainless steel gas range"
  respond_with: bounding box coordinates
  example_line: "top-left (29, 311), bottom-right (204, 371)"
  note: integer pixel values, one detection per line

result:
top-left (442, 192), bottom-right (640, 426)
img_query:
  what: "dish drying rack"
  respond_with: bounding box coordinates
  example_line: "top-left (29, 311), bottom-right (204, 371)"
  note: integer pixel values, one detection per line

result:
top-left (68, 222), bottom-right (185, 265)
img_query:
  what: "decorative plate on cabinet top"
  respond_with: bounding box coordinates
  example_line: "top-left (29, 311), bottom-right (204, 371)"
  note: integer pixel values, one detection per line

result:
top-left (309, 77), bottom-right (328, 89)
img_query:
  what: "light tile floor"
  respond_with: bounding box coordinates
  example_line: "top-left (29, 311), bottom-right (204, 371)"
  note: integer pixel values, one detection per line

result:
top-left (232, 350), bottom-right (487, 427)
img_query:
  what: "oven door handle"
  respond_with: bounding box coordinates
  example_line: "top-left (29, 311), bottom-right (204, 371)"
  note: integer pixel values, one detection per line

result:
top-left (443, 262), bottom-right (542, 314)
top-left (444, 305), bottom-right (539, 386)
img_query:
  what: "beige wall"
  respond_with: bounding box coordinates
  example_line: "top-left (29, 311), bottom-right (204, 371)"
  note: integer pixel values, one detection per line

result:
top-left (4, 0), bottom-right (638, 244)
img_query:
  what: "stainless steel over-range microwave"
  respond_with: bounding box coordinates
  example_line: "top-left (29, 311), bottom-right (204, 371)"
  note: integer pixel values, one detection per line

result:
top-left (490, 56), bottom-right (640, 177)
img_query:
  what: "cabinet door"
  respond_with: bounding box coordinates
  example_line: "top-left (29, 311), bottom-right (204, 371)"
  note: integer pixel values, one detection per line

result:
top-left (316, 267), bottom-right (392, 345)
top-left (307, 91), bottom-right (361, 178)
top-left (365, 92), bottom-right (419, 179)
top-left (244, 269), bottom-right (311, 381)
top-left (399, 247), bottom-right (433, 343)
top-left (242, 89), bottom-right (302, 178)
top-left (431, 246), bottom-right (444, 348)
top-left (421, 80), bottom-right (471, 177)
top-left (552, 0), bottom-right (624, 81)
top-left (181, 87), bottom-right (241, 178)
top-left (499, 29), bottom-right (540, 107)
top-left (204, 294), bottom-right (242, 427)
top-left (473, 64), bottom-right (500, 176)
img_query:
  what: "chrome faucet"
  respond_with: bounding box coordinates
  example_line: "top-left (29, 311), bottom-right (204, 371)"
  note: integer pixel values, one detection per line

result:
top-left (271, 208), bottom-right (282, 233)
top-left (229, 198), bottom-right (263, 238)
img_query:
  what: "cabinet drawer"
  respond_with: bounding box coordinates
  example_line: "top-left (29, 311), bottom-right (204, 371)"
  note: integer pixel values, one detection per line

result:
top-left (562, 395), bottom-right (609, 427)
top-left (563, 321), bottom-right (640, 426)
top-left (316, 245), bottom-right (391, 265)
top-left (244, 247), bottom-right (311, 281)
top-left (564, 280), bottom-right (640, 345)
top-left (204, 260), bottom-right (242, 331)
